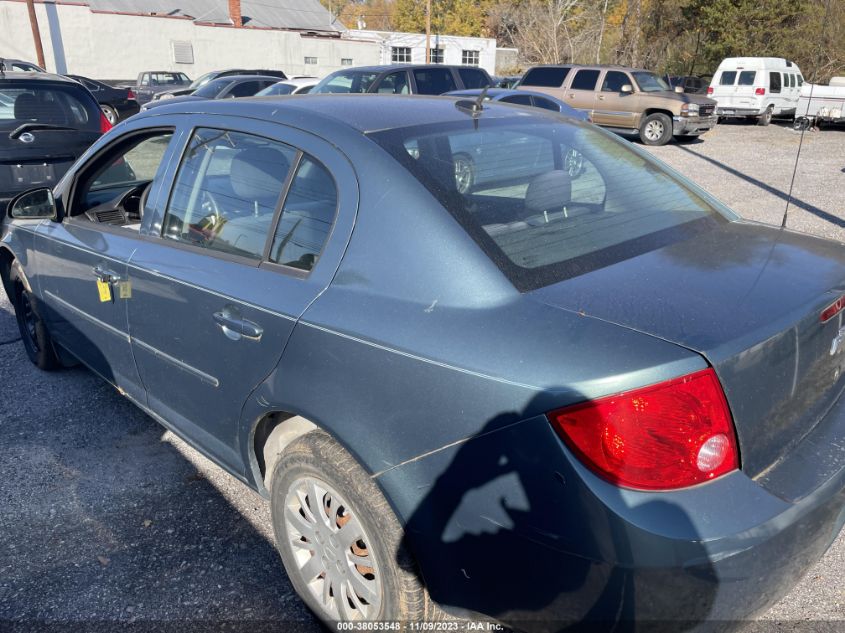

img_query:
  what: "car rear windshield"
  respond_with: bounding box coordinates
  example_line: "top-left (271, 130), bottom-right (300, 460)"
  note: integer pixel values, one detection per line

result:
top-left (0, 82), bottom-right (99, 132)
top-left (368, 117), bottom-right (731, 291)
top-left (311, 71), bottom-right (380, 94)
top-left (719, 71), bottom-right (737, 85)
top-left (738, 71), bottom-right (757, 85)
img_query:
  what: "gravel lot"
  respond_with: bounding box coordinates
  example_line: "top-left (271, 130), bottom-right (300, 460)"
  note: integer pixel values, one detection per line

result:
top-left (1, 121), bottom-right (845, 630)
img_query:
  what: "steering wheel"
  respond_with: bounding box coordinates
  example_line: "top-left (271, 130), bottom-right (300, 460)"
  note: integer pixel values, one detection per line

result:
top-left (198, 190), bottom-right (222, 226)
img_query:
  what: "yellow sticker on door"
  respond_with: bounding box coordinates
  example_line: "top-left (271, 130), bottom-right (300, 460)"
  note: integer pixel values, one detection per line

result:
top-left (97, 279), bottom-right (112, 303)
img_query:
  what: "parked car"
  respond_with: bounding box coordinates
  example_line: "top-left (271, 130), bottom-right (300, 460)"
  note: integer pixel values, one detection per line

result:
top-left (496, 75), bottom-right (523, 89)
top-left (140, 75), bottom-right (282, 111)
top-left (310, 64), bottom-right (492, 95)
top-left (0, 58), bottom-right (45, 73)
top-left (152, 68), bottom-right (288, 102)
top-left (5, 95), bottom-right (845, 629)
top-left (0, 71), bottom-right (109, 214)
top-left (66, 74), bottom-right (140, 124)
top-left (708, 57), bottom-right (804, 125)
top-left (518, 64), bottom-right (717, 145)
top-left (663, 74), bottom-right (710, 95)
top-left (128, 71), bottom-right (191, 105)
top-left (445, 87), bottom-right (589, 120)
top-left (255, 77), bottom-right (318, 96)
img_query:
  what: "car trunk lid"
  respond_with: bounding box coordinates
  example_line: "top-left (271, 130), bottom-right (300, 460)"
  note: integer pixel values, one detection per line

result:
top-left (531, 220), bottom-right (845, 481)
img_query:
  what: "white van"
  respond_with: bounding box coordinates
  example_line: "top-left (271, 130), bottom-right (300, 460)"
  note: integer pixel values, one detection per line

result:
top-left (708, 57), bottom-right (803, 125)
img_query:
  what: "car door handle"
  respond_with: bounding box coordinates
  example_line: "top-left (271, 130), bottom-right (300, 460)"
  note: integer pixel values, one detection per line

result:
top-left (93, 264), bottom-right (121, 283)
top-left (597, 95), bottom-right (606, 100)
top-left (213, 310), bottom-right (263, 341)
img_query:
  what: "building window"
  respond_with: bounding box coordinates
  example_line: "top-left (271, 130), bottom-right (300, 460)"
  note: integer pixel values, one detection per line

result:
top-left (341, 58), bottom-right (353, 66)
top-left (391, 47), bottom-right (411, 63)
top-left (461, 50), bottom-right (479, 66)
top-left (305, 57), bottom-right (318, 65)
top-left (430, 48), bottom-right (444, 64)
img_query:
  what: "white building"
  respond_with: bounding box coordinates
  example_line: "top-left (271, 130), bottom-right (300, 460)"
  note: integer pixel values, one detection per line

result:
top-left (351, 30), bottom-right (497, 75)
top-left (0, 0), bottom-right (377, 80)
top-left (0, 0), bottom-right (502, 81)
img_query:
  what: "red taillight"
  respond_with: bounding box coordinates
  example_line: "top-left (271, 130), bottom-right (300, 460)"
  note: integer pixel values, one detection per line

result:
top-left (706, 86), bottom-right (713, 95)
top-left (549, 368), bottom-right (739, 490)
top-left (127, 88), bottom-right (136, 101)
top-left (821, 295), bottom-right (845, 322)
top-left (755, 87), bottom-right (766, 95)
top-left (99, 111), bottom-right (113, 133)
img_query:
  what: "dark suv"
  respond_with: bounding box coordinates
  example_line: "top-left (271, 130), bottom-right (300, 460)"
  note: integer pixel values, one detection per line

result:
top-left (310, 64), bottom-right (492, 95)
top-left (0, 71), bottom-right (107, 213)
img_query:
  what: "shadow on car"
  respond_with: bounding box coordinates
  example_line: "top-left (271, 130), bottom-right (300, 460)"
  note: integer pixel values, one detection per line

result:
top-left (399, 391), bottom-right (717, 630)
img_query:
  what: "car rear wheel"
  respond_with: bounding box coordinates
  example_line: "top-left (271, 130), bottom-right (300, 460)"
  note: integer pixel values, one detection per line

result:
top-left (101, 104), bottom-right (118, 125)
top-left (11, 269), bottom-right (59, 370)
top-left (270, 430), bottom-right (427, 623)
top-left (453, 153), bottom-right (475, 194)
top-left (639, 113), bottom-right (673, 146)
top-left (757, 106), bottom-right (773, 126)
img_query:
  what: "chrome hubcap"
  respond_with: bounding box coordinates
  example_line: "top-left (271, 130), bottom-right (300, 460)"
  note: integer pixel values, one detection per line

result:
top-left (564, 149), bottom-right (583, 177)
top-left (454, 159), bottom-right (472, 193)
top-left (284, 476), bottom-right (382, 620)
top-left (102, 107), bottom-right (117, 124)
top-left (645, 120), bottom-right (665, 140)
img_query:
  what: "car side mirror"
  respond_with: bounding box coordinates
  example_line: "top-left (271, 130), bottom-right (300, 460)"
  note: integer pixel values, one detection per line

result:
top-left (621, 84), bottom-right (633, 94)
top-left (8, 188), bottom-right (58, 221)
top-left (674, 85), bottom-right (685, 93)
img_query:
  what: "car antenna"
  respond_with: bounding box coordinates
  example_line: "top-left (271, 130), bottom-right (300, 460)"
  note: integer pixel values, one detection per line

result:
top-left (781, 0), bottom-right (831, 229)
top-left (454, 85), bottom-right (490, 129)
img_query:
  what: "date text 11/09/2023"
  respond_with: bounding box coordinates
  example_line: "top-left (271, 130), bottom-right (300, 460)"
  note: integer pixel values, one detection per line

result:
top-left (336, 622), bottom-right (506, 631)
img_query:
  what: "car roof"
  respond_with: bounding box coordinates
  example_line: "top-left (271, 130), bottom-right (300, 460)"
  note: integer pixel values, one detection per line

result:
top-left (0, 70), bottom-right (86, 86)
top-left (209, 74), bottom-right (281, 82)
top-left (329, 64), bottom-right (486, 74)
top-left (144, 94), bottom-right (549, 134)
top-left (527, 64), bottom-right (653, 74)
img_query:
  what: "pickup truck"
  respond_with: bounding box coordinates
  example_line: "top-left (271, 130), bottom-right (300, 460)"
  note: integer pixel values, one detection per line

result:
top-left (126, 71), bottom-right (191, 105)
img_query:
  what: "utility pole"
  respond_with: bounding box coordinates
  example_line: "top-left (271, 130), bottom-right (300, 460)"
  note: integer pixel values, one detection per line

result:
top-left (25, 0), bottom-right (46, 69)
top-left (425, 0), bottom-right (431, 63)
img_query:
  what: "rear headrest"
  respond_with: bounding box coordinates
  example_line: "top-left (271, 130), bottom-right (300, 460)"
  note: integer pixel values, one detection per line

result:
top-left (525, 170), bottom-right (572, 214)
top-left (229, 147), bottom-right (290, 206)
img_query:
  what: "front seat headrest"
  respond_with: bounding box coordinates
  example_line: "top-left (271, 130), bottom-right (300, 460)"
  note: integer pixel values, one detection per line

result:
top-left (525, 170), bottom-right (572, 214)
top-left (229, 147), bottom-right (290, 208)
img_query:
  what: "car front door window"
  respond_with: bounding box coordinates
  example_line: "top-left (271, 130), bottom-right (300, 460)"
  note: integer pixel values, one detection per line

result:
top-left (162, 128), bottom-right (297, 260)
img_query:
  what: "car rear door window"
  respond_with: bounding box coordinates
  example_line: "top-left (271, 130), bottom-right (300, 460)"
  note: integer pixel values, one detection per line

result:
top-left (521, 67), bottom-right (570, 88)
top-left (162, 128), bottom-right (296, 260)
top-left (458, 68), bottom-right (490, 89)
top-left (413, 68), bottom-right (457, 95)
top-left (376, 71), bottom-right (410, 94)
top-left (719, 71), bottom-right (737, 85)
top-left (226, 81), bottom-right (263, 98)
top-left (532, 97), bottom-right (561, 111)
top-left (269, 156), bottom-right (337, 271)
top-left (500, 94), bottom-right (533, 106)
top-left (737, 71), bottom-right (756, 85)
top-left (570, 70), bottom-right (600, 91)
top-left (770, 72), bottom-right (782, 93)
top-left (601, 71), bottom-right (630, 93)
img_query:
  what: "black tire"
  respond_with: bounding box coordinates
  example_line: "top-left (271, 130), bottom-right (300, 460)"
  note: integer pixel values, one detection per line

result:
top-left (793, 117), bottom-right (810, 131)
top-left (453, 153), bottom-right (475, 194)
top-left (270, 430), bottom-right (428, 623)
top-left (757, 106), bottom-right (773, 126)
top-left (639, 112), bottom-right (673, 146)
top-left (11, 268), bottom-right (59, 370)
top-left (101, 104), bottom-right (118, 125)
